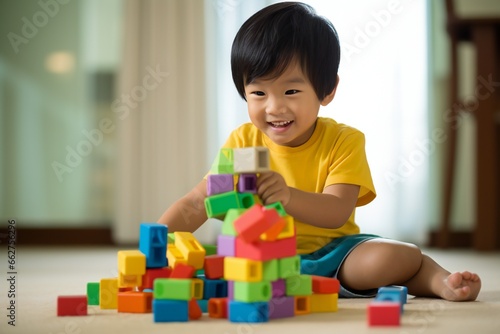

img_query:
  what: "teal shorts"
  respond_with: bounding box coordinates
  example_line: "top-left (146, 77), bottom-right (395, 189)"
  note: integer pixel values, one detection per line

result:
top-left (300, 234), bottom-right (380, 298)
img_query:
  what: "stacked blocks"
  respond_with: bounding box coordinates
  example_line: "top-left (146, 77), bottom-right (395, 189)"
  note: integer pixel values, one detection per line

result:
top-left (208, 147), bottom-right (339, 322)
top-left (367, 285), bottom-right (408, 326)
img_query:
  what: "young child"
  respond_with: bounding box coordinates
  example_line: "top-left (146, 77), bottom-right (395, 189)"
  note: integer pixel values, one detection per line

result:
top-left (158, 1), bottom-right (480, 301)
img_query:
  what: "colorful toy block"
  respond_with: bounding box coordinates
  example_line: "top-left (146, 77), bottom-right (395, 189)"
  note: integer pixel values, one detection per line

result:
top-left (311, 276), bottom-right (340, 294)
top-left (234, 281), bottom-right (272, 302)
top-left (207, 174), bottom-right (234, 196)
top-left (197, 299), bottom-right (209, 313)
top-left (259, 214), bottom-right (286, 241)
top-left (237, 173), bottom-right (258, 193)
top-left (294, 296), bottom-right (311, 315)
top-left (367, 302), bottom-right (400, 326)
top-left (203, 255), bottom-right (225, 279)
top-left (228, 301), bottom-right (269, 323)
top-left (271, 279), bottom-right (286, 297)
top-left (221, 208), bottom-right (246, 236)
top-left (233, 147), bottom-right (270, 173)
top-left (265, 202), bottom-right (287, 216)
top-left (378, 286), bottom-right (408, 305)
top-left (192, 278), bottom-right (205, 300)
top-left (118, 272), bottom-right (142, 288)
top-left (139, 223), bottom-right (168, 268)
top-left (86, 282), bottom-right (99, 305)
top-left (310, 293), bottom-right (338, 313)
top-left (268, 296), bottom-right (295, 319)
top-left (188, 298), bottom-right (203, 320)
top-left (205, 191), bottom-right (255, 218)
top-left (153, 299), bottom-right (189, 322)
top-left (208, 297), bottom-right (228, 318)
top-left (57, 295), bottom-right (87, 316)
top-left (117, 250), bottom-right (146, 276)
top-left (235, 235), bottom-right (296, 261)
top-left (224, 257), bottom-right (263, 282)
top-left (170, 263), bottom-right (196, 278)
top-left (166, 244), bottom-right (187, 268)
top-left (141, 267), bottom-right (172, 290)
top-left (174, 232), bottom-right (206, 269)
top-left (202, 244), bottom-right (218, 256)
top-left (262, 259), bottom-right (279, 281)
top-left (117, 291), bottom-right (152, 313)
top-left (154, 278), bottom-right (195, 300)
top-left (285, 275), bottom-right (312, 296)
top-left (277, 255), bottom-right (300, 279)
top-left (234, 204), bottom-right (275, 242)
top-left (100, 278), bottom-right (118, 309)
top-left (200, 277), bottom-right (227, 299)
top-left (217, 234), bottom-right (236, 256)
top-left (210, 148), bottom-right (234, 174)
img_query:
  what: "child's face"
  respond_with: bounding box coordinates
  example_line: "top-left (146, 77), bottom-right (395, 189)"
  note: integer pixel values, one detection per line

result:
top-left (244, 61), bottom-right (330, 147)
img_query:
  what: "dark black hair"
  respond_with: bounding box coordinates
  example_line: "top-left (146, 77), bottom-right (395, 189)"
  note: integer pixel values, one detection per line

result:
top-left (231, 2), bottom-right (340, 101)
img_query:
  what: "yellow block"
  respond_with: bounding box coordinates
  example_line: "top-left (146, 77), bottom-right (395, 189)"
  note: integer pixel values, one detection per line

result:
top-left (310, 293), bottom-right (338, 313)
top-left (100, 278), bottom-right (118, 309)
top-left (118, 272), bottom-right (142, 289)
top-left (117, 250), bottom-right (146, 276)
top-left (174, 232), bottom-right (206, 269)
top-left (294, 295), bottom-right (311, 315)
top-left (166, 244), bottom-right (187, 268)
top-left (262, 215), bottom-right (295, 240)
top-left (224, 257), bottom-right (262, 282)
top-left (192, 278), bottom-right (204, 300)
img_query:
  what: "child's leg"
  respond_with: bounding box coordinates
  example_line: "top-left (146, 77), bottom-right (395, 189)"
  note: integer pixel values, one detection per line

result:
top-left (337, 239), bottom-right (481, 301)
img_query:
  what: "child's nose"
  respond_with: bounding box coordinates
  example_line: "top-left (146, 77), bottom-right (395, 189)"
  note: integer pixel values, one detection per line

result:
top-left (265, 97), bottom-right (286, 115)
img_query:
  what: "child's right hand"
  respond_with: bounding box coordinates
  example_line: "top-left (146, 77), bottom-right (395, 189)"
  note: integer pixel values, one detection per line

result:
top-left (256, 171), bottom-right (291, 206)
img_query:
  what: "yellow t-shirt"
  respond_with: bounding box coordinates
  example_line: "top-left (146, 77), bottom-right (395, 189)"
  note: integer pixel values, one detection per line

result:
top-left (221, 117), bottom-right (376, 254)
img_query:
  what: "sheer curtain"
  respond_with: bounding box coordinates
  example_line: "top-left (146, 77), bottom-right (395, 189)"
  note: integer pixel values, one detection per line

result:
top-left (205, 0), bottom-right (429, 244)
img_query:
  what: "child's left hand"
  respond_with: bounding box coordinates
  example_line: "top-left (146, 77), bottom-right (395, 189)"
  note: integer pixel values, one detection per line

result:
top-left (256, 171), bottom-right (291, 206)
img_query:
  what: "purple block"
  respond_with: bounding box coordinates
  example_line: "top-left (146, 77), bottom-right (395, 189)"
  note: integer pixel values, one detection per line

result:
top-left (217, 234), bottom-right (236, 256)
top-left (227, 280), bottom-right (234, 300)
top-left (268, 296), bottom-right (295, 319)
top-left (272, 279), bottom-right (286, 297)
top-left (237, 174), bottom-right (257, 193)
top-left (207, 174), bottom-right (234, 196)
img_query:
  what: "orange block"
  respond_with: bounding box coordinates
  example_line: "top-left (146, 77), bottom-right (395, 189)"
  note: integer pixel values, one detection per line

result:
top-left (204, 255), bottom-right (225, 279)
top-left (294, 296), bottom-right (311, 315)
top-left (117, 291), bottom-right (152, 313)
top-left (311, 276), bottom-right (340, 294)
top-left (170, 263), bottom-right (196, 278)
top-left (234, 204), bottom-right (274, 242)
top-left (208, 297), bottom-right (228, 318)
top-left (189, 298), bottom-right (202, 320)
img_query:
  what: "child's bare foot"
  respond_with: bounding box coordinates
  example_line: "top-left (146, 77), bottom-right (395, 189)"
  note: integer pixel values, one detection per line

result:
top-left (441, 271), bottom-right (481, 301)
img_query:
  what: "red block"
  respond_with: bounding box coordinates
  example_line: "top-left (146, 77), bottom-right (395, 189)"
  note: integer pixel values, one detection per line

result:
top-left (367, 302), bottom-right (400, 326)
top-left (235, 235), bottom-right (296, 261)
top-left (260, 209), bottom-right (286, 241)
top-left (141, 267), bottom-right (172, 289)
top-left (208, 297), bottom-right (228, 319)
top-left (170, 263), bottom-right (196, 278)
top-left (189, 298), bottom-right (203, 320)
top-left (57, 295), bottom-right (87, 316)
top-left (234, 204), bottom-right (275, 242)
top-left (204, 255), bottom-right (225, 279)
top-left (311, 276), bottom-right (340, 294)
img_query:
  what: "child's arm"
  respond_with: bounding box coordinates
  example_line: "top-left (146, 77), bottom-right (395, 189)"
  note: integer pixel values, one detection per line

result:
top-left (157, 180), bottom-right (208, 233)
top-left (257, 171), bottom-right (359, 229)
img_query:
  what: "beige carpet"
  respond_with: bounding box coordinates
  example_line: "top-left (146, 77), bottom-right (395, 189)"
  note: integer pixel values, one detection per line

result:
top-left (1, 246), bottom-right (499, 334)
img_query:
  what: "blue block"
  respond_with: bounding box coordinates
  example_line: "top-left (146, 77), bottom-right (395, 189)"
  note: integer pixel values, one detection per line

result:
top-left (375, 286), bottom-right (407, 313)
top-left (153, 299), bottom-right (188, 322)
top-left (197, 299), bottom-right (209, 313)
top-left (200, 277), bottom-right (228, 299)
top-left (139, 223), bottom-right (168, 268)
top-left (228, 301), bottom-right (269, 323)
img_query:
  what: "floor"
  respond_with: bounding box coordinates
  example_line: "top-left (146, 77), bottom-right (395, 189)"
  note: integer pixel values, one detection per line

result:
top-left (1, 246), bottom-right (499, 334)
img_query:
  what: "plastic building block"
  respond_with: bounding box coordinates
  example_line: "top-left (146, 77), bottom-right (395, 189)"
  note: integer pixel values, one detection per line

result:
top-left (367, 302), bottom-right (400, 326)
top-left (265, 202), bottom-right (287, 216)
top-left (119, 272), bottom-right (142, 288)
top-left (269, 215), bottom-right (295, 240)
top-left (217, 234), bottom-right (236, 257)
top-left (237, 192), bottom-right (256, 208)
top-left (268, 296), bottom-right (295, 319)
top-left (166, 244), bottom-right (187, 268)
top-left (294, 296), bottom-right (311, 315)
top-left (210, 148), bottom-right (234, 174)
top-left (237, 173), bottom-right (258, 193)
top-left (57, 295), bottom-right (87, 316)
top-left (277, 256), bottom-right (300, 279)
top-left (203, 244), bottom-right (218, 256)
top-left (117, 291), bottom-right (152, 313)
top-left (117, 250), bottom-right (146, 276)
top-left (174, 232), bottom-right (206, 269)
top-left (224, 257), bottom-right (262, 282)
top-left (285, 275), bottom-right (312, 296)
top-left (205, 191), bottom-right (253, 219)
top-left (170, 263), bottom-right (196, 278)
top-left (259, 212), bottom-right (286, 241)
top-left (221, 208), bottom-right (246, 236)
top-left (197, 299), bottom-right (209, 313)
top-left (311, 276), bottom-right (340, 294)
top-left (100, 278), bottom-right (118, 309)
top-left (262, 259), bottom-right (279, 281)
top-left (139, 223), bottom-right (168, 268)
top-left (235, 235), bottom-right (296, 261)
top-left (153, 299), bottom-right (189, 322)
top-left (234, 281), bottom-right (272, 302)
top-left (188, 298), bottom-right (202, 320)
top-left (207, 174), bottom-right (234, 196)
top-left (154, 278), bottom-right (193, 300)
top-left (192, 278), bottom-right (204, 299)
top-left (378, 286), bottom-right (408, 305)
top-left (233, 147), bottom-right (270, 173)
top-left (271, 279), bottom-right (286, 297)
top-left (228, 301), bottom-right (269, 323)
top-left (141, 267), bottom-right (172, 290)
top-left (227, 280), bottom-right (234, 299)
top-left (234, 204), bottom-right (275, 242)
top-left (208, 297), bottom-right (228, 318)
top-left (201, 278), bottom-right (228, 299)
top-left (86, 282), bottom-right (99, 305)
top-left (204, 255), bottom-right (225, 279)
top-left (310, 293), bottom-right (338, 313)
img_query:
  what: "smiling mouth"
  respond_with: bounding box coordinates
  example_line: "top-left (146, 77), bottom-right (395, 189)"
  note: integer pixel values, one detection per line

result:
top-left (268, 120), bottom-right (294, 128)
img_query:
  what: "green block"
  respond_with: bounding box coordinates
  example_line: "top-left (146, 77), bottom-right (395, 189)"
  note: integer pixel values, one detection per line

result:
top-left (205, 191), bottom-right (255, 218)
top-left (265, 202), bottom-right (287, 216)
top-left (262, 259), bottom-right (278, 281)
top-left (154, 279), bottom-right (192, 300)
top-left (285, 275), bottom-right (312, 296)
top-left (234, 281), bottom-right (272, 302)
top-left (202, 244), bottom-right (217, 256)
top-left (237, 192), bottom-right (255, 209)
top-left (211, 148), bottom-right (234, 174)
top-left (222, 208), bottom-right (246, 236)
top-left (167, 233), bottom-right (175, 244)
top-left (87, 282), bottom-right (100, 305)
top-left (278, 255), bottom-right (300, 278)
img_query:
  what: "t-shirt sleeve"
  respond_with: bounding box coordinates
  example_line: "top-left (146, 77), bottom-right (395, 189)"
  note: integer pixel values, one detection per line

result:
top-left (325, 131), bottom-right (376, 207)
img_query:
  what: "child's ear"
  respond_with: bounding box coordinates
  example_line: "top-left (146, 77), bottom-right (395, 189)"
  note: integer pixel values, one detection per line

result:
top-left (320, 75), bottom-right (339, 106)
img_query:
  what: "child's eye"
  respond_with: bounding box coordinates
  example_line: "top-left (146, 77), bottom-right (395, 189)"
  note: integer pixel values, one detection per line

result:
top-left (285, 90), bottom-right (300, 95)
top-left (251, 91), bottom-right (265, 96)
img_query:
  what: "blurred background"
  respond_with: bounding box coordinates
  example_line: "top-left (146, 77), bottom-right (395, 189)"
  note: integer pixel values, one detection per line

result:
top-left (0, 0), bottom-right (499, 249)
